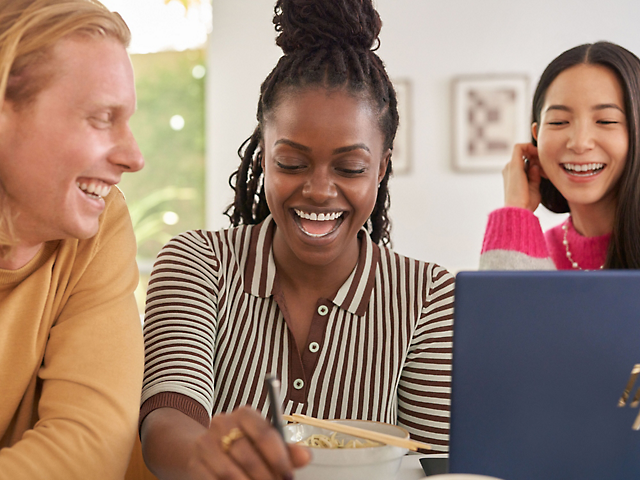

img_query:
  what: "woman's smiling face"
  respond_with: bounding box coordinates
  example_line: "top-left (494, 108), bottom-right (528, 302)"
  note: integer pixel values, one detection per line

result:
top-left (262, 87), bottom-right (389, 268)
top-left (534, 64), bottom-right (629, 213)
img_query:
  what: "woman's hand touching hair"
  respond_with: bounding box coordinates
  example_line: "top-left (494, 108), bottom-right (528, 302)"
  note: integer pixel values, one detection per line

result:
top-left (502, 143), bottom-right (543, 212)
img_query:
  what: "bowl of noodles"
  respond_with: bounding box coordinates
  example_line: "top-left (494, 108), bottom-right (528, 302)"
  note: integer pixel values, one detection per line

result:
top-left (284, 419), bottom-right (410, 480)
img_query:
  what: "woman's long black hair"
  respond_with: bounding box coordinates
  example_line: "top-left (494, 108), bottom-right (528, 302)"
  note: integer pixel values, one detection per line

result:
top-left (532, 41), bottom-right (640, 268)
top-left (224, 0), bottom-right (399, 246)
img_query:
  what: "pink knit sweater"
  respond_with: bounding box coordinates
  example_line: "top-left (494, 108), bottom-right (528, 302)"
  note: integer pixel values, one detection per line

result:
top-left (480, 207), bottom-right (610, 270)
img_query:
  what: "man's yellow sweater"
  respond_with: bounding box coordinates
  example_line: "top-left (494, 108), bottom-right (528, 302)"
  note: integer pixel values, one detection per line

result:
top-left (0, 188), bottom-right (144, 479)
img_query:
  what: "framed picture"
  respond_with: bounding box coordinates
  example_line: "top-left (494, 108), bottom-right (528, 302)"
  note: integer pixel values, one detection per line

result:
top-left (392, 78), bottom-right (411, 174)
top-left (452, 74), bottom-right (529, 171)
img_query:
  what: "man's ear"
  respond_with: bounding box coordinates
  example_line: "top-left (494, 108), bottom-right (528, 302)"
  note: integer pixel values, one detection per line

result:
top-left (0, 97), bottom-right (17, 136)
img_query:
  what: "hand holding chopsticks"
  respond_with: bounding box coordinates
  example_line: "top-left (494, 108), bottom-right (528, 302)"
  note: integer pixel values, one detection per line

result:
top-left (283, 413), bottom-right (432, 452)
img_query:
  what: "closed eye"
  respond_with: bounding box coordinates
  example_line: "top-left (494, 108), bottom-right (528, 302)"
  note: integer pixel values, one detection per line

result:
top-left (338, 168), bottom-right (366, 175)
top-left (89, 114), bottom-right (112, 128)
top-left (276, 161), bottom-right (305, 171)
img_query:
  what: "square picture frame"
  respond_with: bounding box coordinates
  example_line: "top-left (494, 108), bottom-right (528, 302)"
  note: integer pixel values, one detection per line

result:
top-left (452, 74), bottom-right (529, 171)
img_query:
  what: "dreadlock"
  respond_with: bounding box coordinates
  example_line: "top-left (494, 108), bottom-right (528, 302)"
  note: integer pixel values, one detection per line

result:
top-left (225, 0), bottom-right (398, 246)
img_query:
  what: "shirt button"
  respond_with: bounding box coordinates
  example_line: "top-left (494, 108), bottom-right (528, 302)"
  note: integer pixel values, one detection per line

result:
top-left (317, 305), bottom-right (329, 316)
top-left (309, 342), bottom-right (320, 353)
top-left (293, 378), bottom-right (305, 390)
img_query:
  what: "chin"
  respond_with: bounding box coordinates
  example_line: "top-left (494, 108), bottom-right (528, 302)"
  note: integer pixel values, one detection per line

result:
top-left (295, 252), bottom-right (340, 268)
top-left (67, 221), bottom-right (101, 241)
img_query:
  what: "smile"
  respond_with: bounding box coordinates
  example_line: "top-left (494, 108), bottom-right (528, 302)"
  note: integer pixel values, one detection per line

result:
top-left (561, 163), bottom-right (605, 176)
top-left (293, 209), bottom-right (345, 237)
top-left (77, 180), bottom-right (112, 199)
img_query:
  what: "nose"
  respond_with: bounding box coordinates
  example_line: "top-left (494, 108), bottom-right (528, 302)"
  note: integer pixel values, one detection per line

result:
top-left (302, 168), bottom-right (338, 203)
top-left (109, 125), bottom-right (144, 172)
top-left (566, 121), bottom-right (595, 154)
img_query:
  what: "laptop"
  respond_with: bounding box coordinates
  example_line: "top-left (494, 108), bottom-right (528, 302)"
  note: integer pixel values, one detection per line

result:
top-left (449, 271), bottom-right (640, 480)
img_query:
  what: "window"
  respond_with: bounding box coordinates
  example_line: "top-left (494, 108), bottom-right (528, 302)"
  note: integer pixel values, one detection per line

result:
top-left (102, 0), bottom-right (212, 311)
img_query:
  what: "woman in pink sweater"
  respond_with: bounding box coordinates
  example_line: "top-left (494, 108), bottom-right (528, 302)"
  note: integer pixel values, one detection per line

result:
top-left (481, 41), bottom-right (640, 270)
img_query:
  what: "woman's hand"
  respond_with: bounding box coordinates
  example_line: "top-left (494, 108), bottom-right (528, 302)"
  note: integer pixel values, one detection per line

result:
top-left (502, 143), bottom-right (543, 212)
top-left (187, 406), bottom-right (311, 480)
top-left (141, 406), bottom-right (311, 480)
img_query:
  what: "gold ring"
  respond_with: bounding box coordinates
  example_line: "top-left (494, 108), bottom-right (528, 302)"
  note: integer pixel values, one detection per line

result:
top-left (221, 427), bottom-right (244, 452)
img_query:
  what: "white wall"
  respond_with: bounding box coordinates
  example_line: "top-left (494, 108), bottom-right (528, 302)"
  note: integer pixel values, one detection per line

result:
top-left (206, 0), bottom-right (640, 272)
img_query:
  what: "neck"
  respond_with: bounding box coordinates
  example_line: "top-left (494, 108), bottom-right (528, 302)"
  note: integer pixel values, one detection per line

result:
top-left (276, 261), bottom-right (351, 297)
top-left (568, 200), bottom-right (616, 237)
top-left (272, 236), bottom-right (360, 299)
top-left (0, 242), bottom-right (43, 270)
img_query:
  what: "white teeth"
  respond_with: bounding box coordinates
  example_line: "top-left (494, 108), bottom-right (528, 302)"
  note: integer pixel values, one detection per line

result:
top-left (563, 163), bottom-right (604, 174)
top-left (295, 209), bottom-right (344, 221)
top-left (76, 181), bottom-right (112, 199)
top-left (563, 163), bottom-right (604, 171)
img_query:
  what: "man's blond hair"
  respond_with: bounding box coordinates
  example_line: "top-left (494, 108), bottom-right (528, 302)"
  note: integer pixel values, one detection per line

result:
top-left (0, 0), bottom-right (131, 254)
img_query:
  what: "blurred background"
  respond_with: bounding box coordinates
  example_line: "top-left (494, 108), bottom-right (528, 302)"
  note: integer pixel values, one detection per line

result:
top-left (102, 0), bottom-right (640, 310)
top-left (101, 0), bottom-right (210, 309)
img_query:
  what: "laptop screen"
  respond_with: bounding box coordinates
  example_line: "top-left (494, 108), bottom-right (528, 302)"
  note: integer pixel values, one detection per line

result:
top-left (449, 271), bottom-right (640, 480)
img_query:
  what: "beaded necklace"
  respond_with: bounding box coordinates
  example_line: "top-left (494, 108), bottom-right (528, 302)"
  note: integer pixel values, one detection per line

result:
top-left (561, 220), bottom-right (604, 270)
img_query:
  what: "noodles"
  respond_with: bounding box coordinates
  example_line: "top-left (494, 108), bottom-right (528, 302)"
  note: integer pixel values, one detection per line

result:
top-left (298, 432), bottom-right (381, 449)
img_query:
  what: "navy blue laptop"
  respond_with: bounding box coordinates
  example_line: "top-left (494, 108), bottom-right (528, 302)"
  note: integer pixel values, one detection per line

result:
top-left (449, 271), bottom-right (640, 480)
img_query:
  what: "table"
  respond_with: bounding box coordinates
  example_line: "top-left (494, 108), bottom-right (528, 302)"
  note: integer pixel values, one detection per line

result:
top-left (397, 453), bottom-right (448, 479)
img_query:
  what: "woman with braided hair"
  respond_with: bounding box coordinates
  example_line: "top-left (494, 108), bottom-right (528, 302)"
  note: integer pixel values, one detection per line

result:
top-left (139, 1), bottom-right (454, 478)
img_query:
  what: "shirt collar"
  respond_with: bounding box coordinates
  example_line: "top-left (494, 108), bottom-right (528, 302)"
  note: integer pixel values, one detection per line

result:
top-left (243, 215), bottom-right (380, 316)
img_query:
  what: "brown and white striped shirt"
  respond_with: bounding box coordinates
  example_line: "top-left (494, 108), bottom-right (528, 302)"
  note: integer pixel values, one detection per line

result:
top-left (140, 216), bottom-right (454, 450)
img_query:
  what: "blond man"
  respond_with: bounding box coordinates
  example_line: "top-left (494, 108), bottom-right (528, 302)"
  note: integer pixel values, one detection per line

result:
top-left (0, 1), bottom-right (144, 478)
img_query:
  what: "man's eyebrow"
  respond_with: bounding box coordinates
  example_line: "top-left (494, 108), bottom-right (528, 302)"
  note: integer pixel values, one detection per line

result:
top-left (274, 139), bottom-right (311, 152)
top-left (332, 143), bottom-right (370, 154)
top-left (85, 102), bottom-right (130, 116)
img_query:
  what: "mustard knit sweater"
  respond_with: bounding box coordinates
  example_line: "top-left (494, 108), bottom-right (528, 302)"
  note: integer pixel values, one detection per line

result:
top-left (0, 188), bottom-right (144, 479)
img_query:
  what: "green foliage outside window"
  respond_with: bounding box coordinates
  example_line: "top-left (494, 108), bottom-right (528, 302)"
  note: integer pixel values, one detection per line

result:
top-left (118, 49), bottom-right (206, 310)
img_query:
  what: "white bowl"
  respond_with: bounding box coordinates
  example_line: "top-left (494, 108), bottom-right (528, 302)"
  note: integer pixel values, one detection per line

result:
top-left (284, 419), bottom-right (409, 480)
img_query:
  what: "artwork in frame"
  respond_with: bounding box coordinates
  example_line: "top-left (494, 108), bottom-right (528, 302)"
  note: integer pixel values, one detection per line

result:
top-left (392, 78), bottom-right (411, 174)
top-left (452, 75), bottom-right (529, 171)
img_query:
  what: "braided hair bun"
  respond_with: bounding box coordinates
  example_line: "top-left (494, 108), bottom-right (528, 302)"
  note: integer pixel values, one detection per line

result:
top-left (273, 0), bottom-right (382, 55)
top-left (227, 0), bottom-right (397, 246)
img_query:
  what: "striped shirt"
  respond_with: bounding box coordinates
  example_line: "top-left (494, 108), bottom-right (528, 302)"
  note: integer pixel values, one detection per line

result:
top-left (140, 215), bottom-right (455, 450)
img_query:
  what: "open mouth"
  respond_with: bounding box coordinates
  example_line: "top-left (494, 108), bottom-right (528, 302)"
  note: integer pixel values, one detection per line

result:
top-left (561, 163), bottom-right (605, 177)
top-left (293, 209), bottom-right (345, 238)
top-left (77, 180), bottom-right (111, 200)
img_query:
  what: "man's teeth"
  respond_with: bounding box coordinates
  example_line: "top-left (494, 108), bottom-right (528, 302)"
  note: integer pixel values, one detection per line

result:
top-left (77, 181), bottom-right (111, 198)
top-left (294, 209), bottom-right (344, 221)
top-left (563, 163), bottom-right (605, 173)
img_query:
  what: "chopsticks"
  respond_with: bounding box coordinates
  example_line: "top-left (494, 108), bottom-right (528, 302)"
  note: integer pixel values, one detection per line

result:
top-left (283, 413), bottom-right (432, 451)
